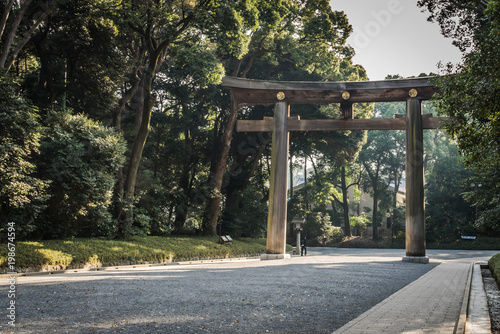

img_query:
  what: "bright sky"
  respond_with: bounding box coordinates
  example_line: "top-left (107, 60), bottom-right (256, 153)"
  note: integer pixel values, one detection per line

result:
top-left (330, 0), bottom-right (463, 80)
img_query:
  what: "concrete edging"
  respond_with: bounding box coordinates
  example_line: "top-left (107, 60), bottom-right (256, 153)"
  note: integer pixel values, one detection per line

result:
top-left (465, 262), bottom-right (492, 334)
top-left (0, 256), bottom-right (261, 279)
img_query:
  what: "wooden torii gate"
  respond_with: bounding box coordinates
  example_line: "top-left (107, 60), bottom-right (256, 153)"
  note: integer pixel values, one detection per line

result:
top-left (222, 76), bottom-right (447, 263)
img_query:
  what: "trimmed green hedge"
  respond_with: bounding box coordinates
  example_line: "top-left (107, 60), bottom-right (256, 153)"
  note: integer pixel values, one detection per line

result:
top-left (0, 236), bottom-right (288, 273)
top-left (489, 252), bottom-right (500, 289)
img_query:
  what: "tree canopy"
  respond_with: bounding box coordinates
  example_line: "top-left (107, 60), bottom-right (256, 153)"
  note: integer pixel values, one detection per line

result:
top-left (0, 0), bottom-right (369, 240)
top-left (1, 0), bottom-right (497, 242)
top-left (418, 0), bottom-right (500, 233)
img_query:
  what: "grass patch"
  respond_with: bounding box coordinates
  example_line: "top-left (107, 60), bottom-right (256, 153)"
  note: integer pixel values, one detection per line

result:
top-left (0, 236), bottom-right (277, 273)
top-left (489, 252), bottom-right (500, 289)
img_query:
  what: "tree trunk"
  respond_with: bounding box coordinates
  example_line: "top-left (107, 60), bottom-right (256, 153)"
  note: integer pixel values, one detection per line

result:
top-left (0, 0), bottom-right (32, 68)
top-left (173, 130), bottom-right (193, 231)
top-left (372, 189), bottom-right (379, 240)
top-left (202, 92), bottom-right (239, 235)
top-left (391, 177), bottom-right (400, 237)
top-left (289, 145), bottom-right (294, 198)
top-left (223, 133), bottom-right (270, 216)
top-left (4, 0), bottom-right (58, 72)
top-left (0, 0), bottom-right (15, 41)
top-left (119, 62), bottom-right (157, 237)
top-left (341, 166), bottom-right (351, 237)
top-left (111, 75), bottom-right (141, 224)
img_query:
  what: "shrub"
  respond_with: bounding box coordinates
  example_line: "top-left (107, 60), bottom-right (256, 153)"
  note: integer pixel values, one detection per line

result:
top-left (302, 211), bottom-right (336, 245)
top-left (0, 75), bottom-right (48, 238)
top-left (350, 216), bottom-right (370, 236)
top-left (35, 111), bottom-right (126, 239)
top-left (489, 253), bottom-right (500, 289)
top-left (221, 185), bottom-right (268, 238)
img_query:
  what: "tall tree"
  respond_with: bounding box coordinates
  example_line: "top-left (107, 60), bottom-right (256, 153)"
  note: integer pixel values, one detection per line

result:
top-left (0, 74), bottom-right (47, 238)
top-left (425, 140), bottom-right (476, 242)
top-left (358, 130), bottom-right (394, 240)
top-left (0, 0), bottom-right (59, 71)
top-left (203, 0), bottom-right (355, 235)
top-left (109, 0), bottom-right (257, 236)
top-left (418, 0), bottom-right (500, 233)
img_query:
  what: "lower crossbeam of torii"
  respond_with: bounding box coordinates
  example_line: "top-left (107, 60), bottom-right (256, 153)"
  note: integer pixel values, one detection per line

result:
top-left (222, 76), bottom-right (449, 263)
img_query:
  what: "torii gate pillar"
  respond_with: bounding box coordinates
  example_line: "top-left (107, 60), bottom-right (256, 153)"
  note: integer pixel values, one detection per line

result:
top-left (403, 98), bottom-right (428, 263)
top-left (261, 101), bottom-right (291, 260)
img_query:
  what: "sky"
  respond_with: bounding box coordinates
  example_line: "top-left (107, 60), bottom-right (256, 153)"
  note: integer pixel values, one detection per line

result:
top-left (330, 0), bottom-right (463, 80)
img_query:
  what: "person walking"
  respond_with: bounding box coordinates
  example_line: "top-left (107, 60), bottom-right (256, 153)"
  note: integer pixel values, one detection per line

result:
top-left (301, 236), bottom-right (307, 256)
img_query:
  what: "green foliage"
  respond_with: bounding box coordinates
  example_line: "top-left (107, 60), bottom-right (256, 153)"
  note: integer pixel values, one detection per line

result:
top-left (421, 0), bottom-right (500, 234)
top-left (1, 0), bottom-right (399, 240)
top-left (0, 75), bottom-right (48, 237)
top-left (0, 237), bottom-right (270, 272)
top-left (349, 216), bottom-right (369, 236)
top-left (25, 1), bottom-right (130, 115)
top-left (358, 127), bottom-right (401, 239)
top-left (417, 0), bottom-right (486, 52)
top-left (489, 253), bottom-right (500, 289)
top-left (197, 0), bottom-right (259, 59)
top-left (302, 211), bottom-right (334, 245)
top-left (425, 143), bottom-right (476, 242)
top-left (389, 207), bottom-right (406, 238)
top-left (36, 111), bottom-right (126, 239)
top-left (167, 42), bottom-right (225, 89)
top-left (221, 185), bottom-right (268, 238)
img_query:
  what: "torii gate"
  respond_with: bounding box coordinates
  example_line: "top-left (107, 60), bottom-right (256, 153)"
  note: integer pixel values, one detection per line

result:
top-left (222, 76), bottom-right (448, 263)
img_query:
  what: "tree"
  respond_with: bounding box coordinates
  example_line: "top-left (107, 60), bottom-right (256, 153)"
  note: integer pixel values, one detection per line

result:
top-left (145, 41), bottom-right (225, 233)
top-left (103, 0), bottom-right (258, 237)
top-left (0, 74), bottom-right (47, 238)
top-left (317, 102), bottom-right (371, 236)
top-left (36, 110), bottom-right (126, 239)
top-left (202, 0), bottom-right (354, 236)
top-left (358, 131), bottom-right (394, 240)
top-left (0, 0), bottom-right (59, 71)
top-left (418, 0), bottom-right (500, 233)
top-left (27, 0), bottom-right (130, 114)
top-left (425, 142), bottom-right (476, 242)
top-left (357, 99), bottom-right (407, 240)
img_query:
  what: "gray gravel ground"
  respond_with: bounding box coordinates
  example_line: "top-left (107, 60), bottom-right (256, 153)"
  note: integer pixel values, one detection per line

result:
top-left (1, 248), bottom-right (496, 334)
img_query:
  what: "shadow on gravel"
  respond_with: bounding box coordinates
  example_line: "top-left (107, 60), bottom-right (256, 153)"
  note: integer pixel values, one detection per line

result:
top-left (10, 257), bottom-right (438, 334)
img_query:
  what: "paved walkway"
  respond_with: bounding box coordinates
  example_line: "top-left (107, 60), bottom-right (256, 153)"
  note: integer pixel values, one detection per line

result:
top-left (333, 262), bottom-right (472, 334)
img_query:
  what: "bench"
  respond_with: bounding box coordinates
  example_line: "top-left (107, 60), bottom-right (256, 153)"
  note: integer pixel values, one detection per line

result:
top-left (220, 235), bottom-right (233, 245)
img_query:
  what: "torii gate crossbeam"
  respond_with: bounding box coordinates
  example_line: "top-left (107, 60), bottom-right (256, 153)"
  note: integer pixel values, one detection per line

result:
top-left (222, 76), bottom-right (448, 263)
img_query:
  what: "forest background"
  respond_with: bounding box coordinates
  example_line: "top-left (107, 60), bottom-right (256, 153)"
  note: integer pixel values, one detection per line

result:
top-left (1, 0), bottom-right (499, 246)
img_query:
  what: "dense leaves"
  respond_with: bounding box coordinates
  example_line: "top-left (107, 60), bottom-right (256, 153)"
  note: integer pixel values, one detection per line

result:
top-left (0, 0), bottom-right (496, 242)
top-left (0, 75), bottom-right (47, 237)
top-left (419, 0), bottom-right (500, 232)
top-left (36, 111), bottom-right (126, 238)
top-left (425, 144), bottom-right (476, 242)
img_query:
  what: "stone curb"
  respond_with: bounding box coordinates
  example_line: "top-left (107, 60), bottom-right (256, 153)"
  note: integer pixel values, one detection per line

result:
top-left (457, 262), bottom-right (474, 333)
top-left (0, 256), bottom-right (260, 279)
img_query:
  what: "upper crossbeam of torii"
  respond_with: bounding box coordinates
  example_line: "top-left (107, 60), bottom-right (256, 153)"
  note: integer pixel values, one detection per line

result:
top-left (222, 76), bottom-right (448, 263)
top-left (223, 76), bottom-right (439, 104)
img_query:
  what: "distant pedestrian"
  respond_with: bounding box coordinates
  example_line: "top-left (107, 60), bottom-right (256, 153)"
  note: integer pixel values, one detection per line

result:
top-left (301, 236), bottom-right (307, 256)
top-left (322, 236), bottom-right (327, 246)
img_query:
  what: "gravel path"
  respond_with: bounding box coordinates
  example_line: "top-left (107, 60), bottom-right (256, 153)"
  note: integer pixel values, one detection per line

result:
top-left (1, 248), bottom-right (496, 334)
